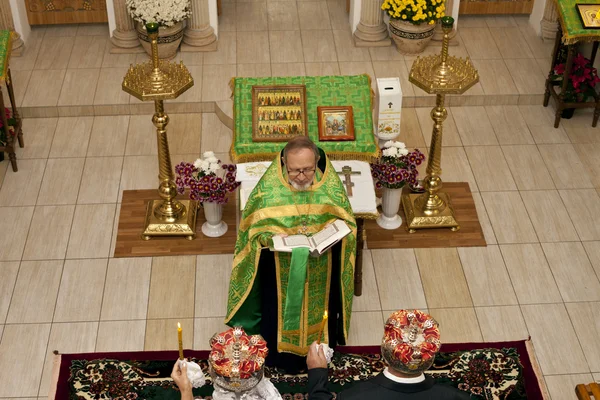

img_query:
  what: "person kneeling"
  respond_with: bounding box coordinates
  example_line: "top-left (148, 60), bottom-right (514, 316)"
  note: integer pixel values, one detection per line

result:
top-left (306, 310), bottom-right (471, 399)
top-left (171, 327), bottom-right (283, 400)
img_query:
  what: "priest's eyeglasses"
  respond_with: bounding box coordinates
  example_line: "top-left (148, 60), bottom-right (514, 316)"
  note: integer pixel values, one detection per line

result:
top-left (287, 168), bottom-right (316, 178)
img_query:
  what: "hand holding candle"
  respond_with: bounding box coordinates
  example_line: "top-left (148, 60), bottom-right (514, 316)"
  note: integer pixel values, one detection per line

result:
top-left (317, 311), bottom-right (328, 344)
top-left (178, 322), bottom-right (184, 360)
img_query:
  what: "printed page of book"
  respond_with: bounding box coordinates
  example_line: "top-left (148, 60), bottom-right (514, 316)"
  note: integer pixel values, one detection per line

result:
top-left (271, 234), bottom-right (312, 252)
top-left (312, 220), bottom-right (351, 255)
top-left (283, 235), bottom-right (311, 248)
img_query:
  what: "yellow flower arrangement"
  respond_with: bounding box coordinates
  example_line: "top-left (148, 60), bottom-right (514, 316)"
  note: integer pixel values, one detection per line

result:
top-left (382, 0), bottom-right (445, 25)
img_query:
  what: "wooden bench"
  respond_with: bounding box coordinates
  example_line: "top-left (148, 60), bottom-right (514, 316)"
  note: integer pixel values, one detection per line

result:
top-left (576, 383), bottom-right (600, 400)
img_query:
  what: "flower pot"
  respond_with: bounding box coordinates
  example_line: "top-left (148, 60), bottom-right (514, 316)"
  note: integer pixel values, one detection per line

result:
top-left (377, 187), bottom-right (403, 230)
top-left (201, 201), bottom-right (228, 237)
top-left (388, 19), bottom-right (435, 55)
top-left (136, 21), bottom-right (184, 60)
top-left (561, 108), bottom-right (575, 119)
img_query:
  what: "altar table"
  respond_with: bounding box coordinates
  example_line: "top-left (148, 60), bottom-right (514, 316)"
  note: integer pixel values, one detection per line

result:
top-left (543, 0), bottom-right (600, 127)
top-left (229, 75), bottom-right (381, 163)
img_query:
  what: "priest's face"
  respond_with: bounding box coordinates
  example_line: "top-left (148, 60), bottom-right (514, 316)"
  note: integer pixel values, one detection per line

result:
top-left (285, 148), bottom-right (317, 191)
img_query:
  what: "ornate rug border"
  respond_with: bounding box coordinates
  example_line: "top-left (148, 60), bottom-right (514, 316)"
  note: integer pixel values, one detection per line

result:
top-left (51, 340), bottom-right (546, 399)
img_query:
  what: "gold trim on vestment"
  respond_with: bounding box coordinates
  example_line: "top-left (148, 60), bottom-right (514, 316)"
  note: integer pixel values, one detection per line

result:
top-left (278, 338), bottom-right (320, 355)
top-left (240, 204), bottom-right (355, 233)
top-left (225, 247), bottom-right (263, 324)
top-left (323, 250), bottom-right (332, 345)
top-left (301, 281), bottom-right (308, 347)
top-left (275, 254), bottom-right (283, 349)
top-left (340, 236), bottom-right (355, 339)
top-left (273, 233), bottom-right (334, 355)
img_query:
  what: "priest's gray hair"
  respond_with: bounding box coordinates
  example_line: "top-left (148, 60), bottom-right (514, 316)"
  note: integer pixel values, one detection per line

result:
top-left (282, 136), bottom-right (320, 164)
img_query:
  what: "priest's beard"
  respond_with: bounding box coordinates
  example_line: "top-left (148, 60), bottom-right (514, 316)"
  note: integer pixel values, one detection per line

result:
top-left (290, 180), bottom-right (312, 191)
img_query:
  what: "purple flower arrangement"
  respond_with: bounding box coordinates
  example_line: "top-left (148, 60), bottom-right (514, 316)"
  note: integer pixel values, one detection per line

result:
top-left (175, 152), bottom-right (240, 204)
top-left (370, 141), bottom-right (425, 190)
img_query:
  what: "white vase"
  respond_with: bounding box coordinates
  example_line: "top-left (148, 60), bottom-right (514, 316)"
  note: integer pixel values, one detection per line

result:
top-left (201, 201), bottom-right (228, 237)
top-left (377, 187), bottom-right (403, 230)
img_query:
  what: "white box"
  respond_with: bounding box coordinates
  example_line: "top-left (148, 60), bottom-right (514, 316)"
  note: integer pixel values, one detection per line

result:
top-left (375, 77), bottom-right (402, 141)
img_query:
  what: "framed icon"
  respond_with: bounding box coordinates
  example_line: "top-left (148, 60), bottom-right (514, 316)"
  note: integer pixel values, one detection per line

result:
top-left (317, 106), bottom-right (355, 142)
top-left (577, 4), bottom-right (600, 28)
top-left (252, 85), bottom-right (308, 142)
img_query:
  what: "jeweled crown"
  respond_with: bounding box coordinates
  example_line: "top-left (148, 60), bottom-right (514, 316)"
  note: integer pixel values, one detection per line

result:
top-left (381, 310), bottom-right (441, 374)
top-left (208, 327), bottom-right (268, 393)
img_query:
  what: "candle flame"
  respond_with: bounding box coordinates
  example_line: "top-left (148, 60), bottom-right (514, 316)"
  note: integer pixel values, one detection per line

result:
top-left (178, 322), bottom-right (181, 330)
top-left (323, 311), bottom-right (328, 320)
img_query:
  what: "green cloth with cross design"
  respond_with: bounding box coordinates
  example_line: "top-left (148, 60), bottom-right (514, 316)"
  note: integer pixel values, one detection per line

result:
top-left (230, 75), bottom-right (380, 163)
top-left (0, 30), bottom-right (12, 83)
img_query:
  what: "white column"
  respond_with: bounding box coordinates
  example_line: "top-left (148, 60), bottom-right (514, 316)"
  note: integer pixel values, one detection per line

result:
top-left (540, 0), bottom-right (559, 41)
top-left (110, 0), bottom-right (140, 49)
top-left (353, 0), bottom-right (391, 47)
top-left (0, 0), bottom-right (23, 55)
top-left (182, 0), bottom-right (217, 51)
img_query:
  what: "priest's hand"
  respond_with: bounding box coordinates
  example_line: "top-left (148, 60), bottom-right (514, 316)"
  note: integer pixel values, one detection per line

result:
top-left (307, 341), bottom-right (328, 370)
top-left (172, 360), bottom-right (193, 399)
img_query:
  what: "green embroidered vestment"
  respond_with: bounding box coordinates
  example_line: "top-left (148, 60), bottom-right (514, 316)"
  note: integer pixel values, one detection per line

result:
top-left (225, 152), bottom-right (357, 355)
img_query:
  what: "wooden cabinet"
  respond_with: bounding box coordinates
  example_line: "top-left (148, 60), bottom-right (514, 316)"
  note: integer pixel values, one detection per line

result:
top-left (25, 0), bottom-right (108, 25)
top-left (459, 0), bottom-right (534, 15)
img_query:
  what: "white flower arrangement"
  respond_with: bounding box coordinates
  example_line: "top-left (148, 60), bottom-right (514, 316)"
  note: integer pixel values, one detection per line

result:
top-left (382, 140), bottom-right (410, 158)
top-left (126, 0), bottom-right (192, 27)
top-left (193, 151), bottom-right (221, 175)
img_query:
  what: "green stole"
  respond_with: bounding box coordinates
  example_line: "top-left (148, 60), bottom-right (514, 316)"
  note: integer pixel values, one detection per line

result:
top-left (225, 153), bottom-right (357, 355)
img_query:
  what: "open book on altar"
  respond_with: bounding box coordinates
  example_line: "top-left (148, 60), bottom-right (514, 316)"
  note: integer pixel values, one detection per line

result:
top-left (271, 220), bottom-right (351, 256)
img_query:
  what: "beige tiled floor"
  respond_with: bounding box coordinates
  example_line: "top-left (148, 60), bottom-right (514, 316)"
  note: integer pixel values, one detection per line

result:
top-left (0, 12), bottom-right (599, 400)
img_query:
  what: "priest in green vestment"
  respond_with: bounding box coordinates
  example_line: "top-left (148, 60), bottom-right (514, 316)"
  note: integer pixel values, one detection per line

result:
top-left (225, 136), bottom-right (357, 371)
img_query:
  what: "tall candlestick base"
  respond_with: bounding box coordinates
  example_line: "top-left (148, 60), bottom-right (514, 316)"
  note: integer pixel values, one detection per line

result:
top-left (122, 22), bottom-right (196, 241)
top-left (402, 16), bottom-right (478, 233)
top-left (402, 192), bottom-right (459, 233)
top-left (142, 199), bottom-right (198, 241)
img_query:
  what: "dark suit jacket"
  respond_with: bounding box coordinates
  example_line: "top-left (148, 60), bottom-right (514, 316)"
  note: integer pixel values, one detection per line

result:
top-left (308, 368), bottom-right (471, 400)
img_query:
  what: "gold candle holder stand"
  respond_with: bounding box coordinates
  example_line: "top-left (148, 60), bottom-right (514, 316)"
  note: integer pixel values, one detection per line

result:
top-left (122, 23), bottom-right (197, 240)
top-left (402, 16), bottom-right (479, 233)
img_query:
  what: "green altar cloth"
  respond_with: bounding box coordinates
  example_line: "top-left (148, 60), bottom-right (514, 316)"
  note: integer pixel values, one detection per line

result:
top-left (555, 0), bottom-right (600, 44)
top-left (0, 30), bottom-right (12, 83)
top-left (230, 74), bottom-right (381, 163)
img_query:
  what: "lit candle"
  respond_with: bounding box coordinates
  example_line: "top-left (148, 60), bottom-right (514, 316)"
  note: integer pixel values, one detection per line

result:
top-left (178, 322), bottom-right (184, 360)
top-left (317, 311), bottom-right (328, 344)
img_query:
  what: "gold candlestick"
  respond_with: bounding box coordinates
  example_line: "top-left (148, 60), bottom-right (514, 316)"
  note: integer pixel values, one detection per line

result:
top-left (402, 16), bottom-right (479, 233)
top-left (122, 22), bottom-right (197, 240)
top-left (178, 322), bottom-right (184, 360)
top-left (317, 311), bottom-right (328, 344)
